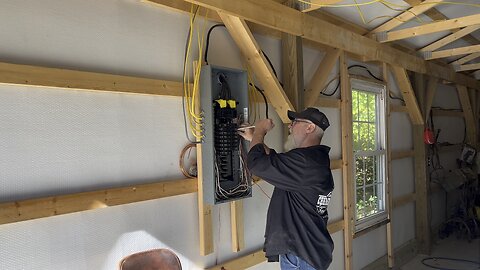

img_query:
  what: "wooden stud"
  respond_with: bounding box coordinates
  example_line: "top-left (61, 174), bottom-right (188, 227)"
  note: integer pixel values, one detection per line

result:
top-left (340, 51), bottom-right (354, 270)
top-left (419, 25), bottom-right (480, 53)
top-left (369, 0), bottom-right (443, 36)
top-left (391, 66), bottom-right (424, 125)
top-left (0, 178), bottom-right (197, 225)
top-left (305, 48), bottom-right (341, 108)
top-left (182, 0), bottom-right (480, 89)
top-left (381, 14), bottom-right (480, 43)
top-left (230, 200), bottom-right (245, 252)
top-left (218, 12), bottom-right (294, 123)
top-left (426, 45), bottom-right (480, 60)
top-left (0, 61), bottom-right (184, 96)
top-left (457, 85), bottom-right (476, 145)
top-left (195, 66), bottom-right (214, 255)
top-left (450, 52), bottom-right (480, 66)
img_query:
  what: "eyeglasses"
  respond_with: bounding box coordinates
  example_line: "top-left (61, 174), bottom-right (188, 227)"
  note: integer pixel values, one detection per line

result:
top-left (290, 119), bottom-right (313, 126)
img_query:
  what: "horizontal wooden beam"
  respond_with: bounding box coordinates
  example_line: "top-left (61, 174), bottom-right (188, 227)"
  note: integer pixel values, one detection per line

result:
top-left (0, 178), bottom-right (197, 225)
top-left (419, 25), bottom-right (480, 53)
top-left (379, 14), bottom-right (480, 43)
top-left (182, 0), bottom-right (480, 89)
top-left (431, 108), bottom-right (464, 117)
top-left (390, 105), bottom-right (408, 113)
top-left (455, 63), bottom-right (480, 72)
top-left (393, 193), bottom-right (416, 208)
top-left (450, 52), bottom-right (480, 66)
top-left (392, 150), bottom-right (415, 160)
top-left (331, 159), bottom-right (342, 170)
top-left (315, 97), bottom-right (341, 108)
top-left (206, 250), bottom-right (266, 270)
top-left (369, 0), bottom-right (443, 36)
top-left (426, 44), bottom-right (480, 60)
top-left (0, 62), bottom-right (184, 96)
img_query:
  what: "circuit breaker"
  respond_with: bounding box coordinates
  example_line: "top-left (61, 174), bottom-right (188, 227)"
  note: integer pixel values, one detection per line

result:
top-left (199, 65), bottom-right (252, 204)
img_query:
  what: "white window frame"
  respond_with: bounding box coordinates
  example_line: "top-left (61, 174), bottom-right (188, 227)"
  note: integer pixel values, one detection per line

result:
top-left (351, 78), bottom-right (388, 232)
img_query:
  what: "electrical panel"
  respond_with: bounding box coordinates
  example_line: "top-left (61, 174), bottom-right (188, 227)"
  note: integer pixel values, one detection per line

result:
top-left (199, 65), bottom-right (252, 204)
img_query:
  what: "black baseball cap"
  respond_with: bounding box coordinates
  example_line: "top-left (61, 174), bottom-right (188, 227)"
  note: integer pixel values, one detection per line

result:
top-left (287, 107), bottom-right (330, 131)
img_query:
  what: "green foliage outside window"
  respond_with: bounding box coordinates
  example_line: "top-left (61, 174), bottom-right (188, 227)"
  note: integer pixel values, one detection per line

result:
top-left (352, 89), bottom-right (381, 221)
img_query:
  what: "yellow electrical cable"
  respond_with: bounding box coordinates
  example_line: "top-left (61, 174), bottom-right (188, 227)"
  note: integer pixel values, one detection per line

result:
top-left (353, 0), bottom-right (368, 25)
top-left (296, 0), bottom-right (382, 8)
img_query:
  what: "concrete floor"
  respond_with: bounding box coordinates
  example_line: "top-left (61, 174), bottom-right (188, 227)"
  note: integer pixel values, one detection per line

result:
top-left (401, 236), bottom-right (480, 270)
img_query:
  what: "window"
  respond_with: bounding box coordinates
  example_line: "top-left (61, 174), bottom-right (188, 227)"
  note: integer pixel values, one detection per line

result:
top-left (351, 79), bottom-right (387, 231)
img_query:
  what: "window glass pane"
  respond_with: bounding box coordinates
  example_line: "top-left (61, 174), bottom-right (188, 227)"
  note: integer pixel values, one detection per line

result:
top-left (369, 122), bottom-right (377, 150)
top-left (352, 90), bottom-right (359, 121)
top-left (358, 91), bottom-right (369, 122)
top-left (368, 93), bottom-right (376, 122)
top-left (355, 156), bottom-right (365, 187)
top-left (365, 156), bottom-right (374, 185)
top-left (356, 188), bottom-right (365, 220)
top-left (353, 122), bottom-right (360, 151)
top-left (364, 186), bottom-right (378, 216)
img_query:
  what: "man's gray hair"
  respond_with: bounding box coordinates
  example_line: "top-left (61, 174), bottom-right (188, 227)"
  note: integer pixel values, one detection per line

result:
top-left (314, 125), bottom-right (324, 142)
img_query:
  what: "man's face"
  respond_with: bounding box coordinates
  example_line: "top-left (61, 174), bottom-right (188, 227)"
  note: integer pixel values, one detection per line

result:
top-left (284, 118), bottom-right (313, 151)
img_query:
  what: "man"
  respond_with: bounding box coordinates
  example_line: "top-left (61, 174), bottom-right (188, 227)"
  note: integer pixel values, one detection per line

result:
top-left (239, 107), bottom-right (334, 270)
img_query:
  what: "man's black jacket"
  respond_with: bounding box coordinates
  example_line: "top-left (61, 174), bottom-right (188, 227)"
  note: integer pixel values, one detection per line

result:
top-left (247, 143), bottom-right (334, 270)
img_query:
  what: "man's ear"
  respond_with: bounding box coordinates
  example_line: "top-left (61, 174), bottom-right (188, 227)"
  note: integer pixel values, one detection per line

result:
top-left (306, 123), bottom-right (316, 134)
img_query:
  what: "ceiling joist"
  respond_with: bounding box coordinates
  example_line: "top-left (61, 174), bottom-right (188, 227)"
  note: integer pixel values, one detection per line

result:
top-left (454, 63), bottom-right (480, 72)
top-left (425, 44), bottom-right (480, 60)
top-left (377, 14), bottom-right (480, 43)
top-left (369, 0), bottom-right (443, 36)
top-left (419, 25), bottom-right (480, 53)
top-left (182, 0), bottom-right (479, 89)
top-left (450, 52), bottom-right (480, 66)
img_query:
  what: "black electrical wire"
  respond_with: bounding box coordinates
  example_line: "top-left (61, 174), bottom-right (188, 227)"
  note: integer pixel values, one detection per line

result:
top-left (250, 83), bottom-right (269, 119)
top-left (421, 257), bottom-right (480, 270)
top-left (182, 7), bottom-right (202, 144)
top-left (204, 24), bottom-right (225, 65)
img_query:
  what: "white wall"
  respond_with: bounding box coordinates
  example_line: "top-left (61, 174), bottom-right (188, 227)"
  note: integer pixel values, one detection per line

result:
top-left (0, 1), bottom-right (454, 270)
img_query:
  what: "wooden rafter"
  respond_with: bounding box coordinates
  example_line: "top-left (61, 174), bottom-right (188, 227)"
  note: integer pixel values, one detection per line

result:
top-left (425, 44), bottom-right (480, 60)
top-left (457, 85), bottom-right (476, 145)
top-left (369, 0), bottom-right (443, 36)
top-left (304, 48), bottom-right (341, 108)
top-left (181, 0), bottom-right (480, 89)
top-left (404, 0), bottom-right (480, 46)
top-left (450, 52), bottom-right (480, 66)
top-left (419, 25), bottom-right (480, 53)
top-left (217, 12), bottom-right (294, 122)
top-left (424, 77), bottom-right (438, 122)
top-left (377, 14), bottom-right (480, 43)
top-left (455, 63), bottom-right (480, 72)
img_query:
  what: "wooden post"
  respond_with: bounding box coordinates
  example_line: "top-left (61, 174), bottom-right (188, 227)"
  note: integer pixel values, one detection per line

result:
top-left (340, 51), bottom-right (354, 270)
top-left (281, 0), bottom-right (304, 111)
top-left (384, 63), bottom-right (394, 268)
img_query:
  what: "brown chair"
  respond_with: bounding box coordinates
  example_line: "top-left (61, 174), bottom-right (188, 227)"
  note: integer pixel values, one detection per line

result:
top-left (119, 249), bottom-right (182, 270)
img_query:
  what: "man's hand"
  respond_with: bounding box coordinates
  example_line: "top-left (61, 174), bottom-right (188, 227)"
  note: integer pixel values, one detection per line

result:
top-left (238, 125), bottom-right (254, 142)
top-left (254, 119), bottom-right (275, 136)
